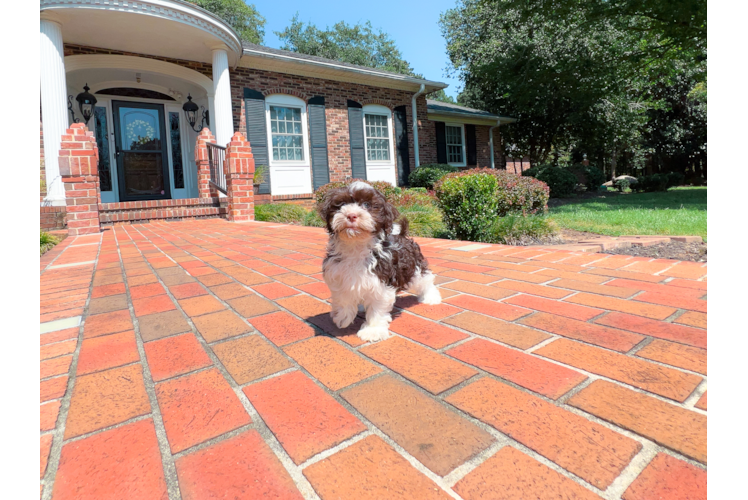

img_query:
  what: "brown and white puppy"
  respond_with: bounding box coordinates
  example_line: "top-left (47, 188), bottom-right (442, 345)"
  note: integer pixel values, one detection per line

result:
top-left (319, 181), bottom-right (441, 342)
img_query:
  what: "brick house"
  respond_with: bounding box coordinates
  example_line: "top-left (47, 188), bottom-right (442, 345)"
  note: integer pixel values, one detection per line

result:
top-left (40, 0), bottom-right (514, 230)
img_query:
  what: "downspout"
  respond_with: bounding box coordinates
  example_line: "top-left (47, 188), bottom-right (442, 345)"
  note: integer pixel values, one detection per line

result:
top-left (489, 120), bottom-right (501, 169)
top-left (411, 84), bottom-right (426, 167)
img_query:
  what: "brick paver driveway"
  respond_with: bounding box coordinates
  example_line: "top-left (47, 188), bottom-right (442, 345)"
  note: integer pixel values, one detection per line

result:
top-left (40, 219), bottom-right (706, 500)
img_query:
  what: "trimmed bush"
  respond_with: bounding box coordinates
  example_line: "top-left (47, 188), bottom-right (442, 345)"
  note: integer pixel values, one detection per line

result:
top-left (534, 166), bottom-right (577, 198)
top-left (636, 174), bottom-right (669, 192)
top-left (408, 164), bottom-right (458, 189)
top-left (489, 214), bottom-right (557, 245)
top-left (302, 209), bottom-right (325, 227)
top-left (614, 178), bottom-right (631, 192)
top-left (434, 168), bottom-right (549, 242)
top-left (398, 204), bottom-right (447, 238)
top-left (255, 203), bottom-right (308, 224)
top-left (520, 165), bottom-right (544, 179)
top-left (666, 171), bottom-right (685, 189)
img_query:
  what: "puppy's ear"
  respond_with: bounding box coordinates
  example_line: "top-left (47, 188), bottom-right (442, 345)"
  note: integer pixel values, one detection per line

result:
top-left (318, 188), bottom-right (347, 233)
top-left (379, 193), bottom-right (400, 235)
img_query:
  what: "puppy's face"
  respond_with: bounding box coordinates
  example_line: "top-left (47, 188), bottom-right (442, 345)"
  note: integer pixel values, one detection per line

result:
top-left (319, 182), bottom-right (397, 240)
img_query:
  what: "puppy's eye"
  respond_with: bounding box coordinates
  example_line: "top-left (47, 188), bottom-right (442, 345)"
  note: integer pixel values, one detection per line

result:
top-left (361, 202), bottom-right (371, 210)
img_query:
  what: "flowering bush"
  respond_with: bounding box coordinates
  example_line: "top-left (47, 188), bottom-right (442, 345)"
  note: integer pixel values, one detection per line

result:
top-left (434, 168), bottom-right (549, 242)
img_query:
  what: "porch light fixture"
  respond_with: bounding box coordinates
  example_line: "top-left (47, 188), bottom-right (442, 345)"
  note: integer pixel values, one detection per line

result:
top-left (67, 84), bottom-right (97, 125)
top-left (182, 94), bottom-right (210, 132)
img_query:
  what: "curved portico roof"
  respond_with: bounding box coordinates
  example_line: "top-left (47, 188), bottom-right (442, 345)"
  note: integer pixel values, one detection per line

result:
top-left (40, 0), bottom-right (243, 66)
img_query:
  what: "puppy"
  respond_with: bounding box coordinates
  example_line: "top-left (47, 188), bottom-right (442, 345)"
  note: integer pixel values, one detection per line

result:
top-left (319, 181), bottom-right (442, 342)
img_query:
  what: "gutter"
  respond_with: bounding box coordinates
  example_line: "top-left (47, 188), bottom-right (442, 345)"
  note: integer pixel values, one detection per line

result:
top-left (241, 48), bottom-right (447, 92)
top-left (412, 84), bottom-right (426, 168)
top-left (489, 120), bottom-right (501, 169)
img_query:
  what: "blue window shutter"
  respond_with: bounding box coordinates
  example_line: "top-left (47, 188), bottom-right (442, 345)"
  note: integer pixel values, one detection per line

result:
top-left (243, 88), bottom-right (270, 194)
top-left (435, 121), bottom-right (447, 164)
top-left (347, 100), bottom-right (366, 180)
top-left (393, 105), bottom-right (410, 185)
top-left (308, 96), bottom-right (330, 189)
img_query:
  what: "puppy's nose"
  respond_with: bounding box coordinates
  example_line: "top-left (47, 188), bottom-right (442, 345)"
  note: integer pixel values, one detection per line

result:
top-left (347, 214), bottom-right (358, 222)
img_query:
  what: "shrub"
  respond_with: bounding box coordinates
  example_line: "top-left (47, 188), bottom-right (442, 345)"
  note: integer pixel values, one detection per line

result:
top-left (489, 214), bottom-right (557, 245)
top-left (40, 231), bottom-right (59, 256)
top-left (254, 203), bottom-right (308, 223)
top-left (636, 174), bottom-right (669, 192)
top-left (392, 189), bottom-right (438, 209)
top-left (253, 165), bottom-right (268, 185)
top-left (614, 178), bottom-right (630, 192)
top-left (408, 187), bottom-right (428, 194)
top-left (520, 165), bottom-right (544, 179)
top-left (434, 168), bottom-right (549, 242)
top-left (534, 166), bottom-right (577, 198)
top-left (302, 209), bottom-right (325, 227)
top-left (582, 165), bottom-right (606, 191)
top-left (666, 171), bottom-right (685, 189)
top-left (314, 179), bottom-right (401, 206)
top-left (408, 164), bottom-right (458, 189)
top-left (397, 204), bottom-right (447, 238)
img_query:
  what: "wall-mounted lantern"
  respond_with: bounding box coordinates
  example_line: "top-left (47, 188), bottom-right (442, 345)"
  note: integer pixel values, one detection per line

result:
top-left (67, 84), bottom-right (97, 124)
top-left (182, 94), bottom-right (210, 132)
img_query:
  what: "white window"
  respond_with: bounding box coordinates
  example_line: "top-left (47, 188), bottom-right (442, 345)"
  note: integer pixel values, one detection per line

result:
top-left (264, 94), bottom-right (312, 195)
top-left (446, 124), bottom-right (466, 166)
top-left (362, 105), bottom-right (397, 185)
top-left (264, 94), bottom-right (310, 166)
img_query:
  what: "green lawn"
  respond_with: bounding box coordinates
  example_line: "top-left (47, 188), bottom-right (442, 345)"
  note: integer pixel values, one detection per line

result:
top-left (548, 187), bottom-right (707, 241)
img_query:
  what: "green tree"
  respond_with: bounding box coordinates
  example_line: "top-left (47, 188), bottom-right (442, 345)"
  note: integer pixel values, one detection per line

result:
top-left (440, 0), bottom-right (705, 178)
top-left (277, 14), bottom-right (452, 102)
top-left (276, 14), bottom-right (415, 74)
top-left (187, 0), bottom-right (266, 44)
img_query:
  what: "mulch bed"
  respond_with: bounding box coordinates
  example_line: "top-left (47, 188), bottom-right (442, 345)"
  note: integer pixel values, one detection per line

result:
top-left (601, 241), bottom-right (707, 262)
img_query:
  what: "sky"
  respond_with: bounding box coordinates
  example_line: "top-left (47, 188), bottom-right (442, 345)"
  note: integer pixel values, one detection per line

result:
top-left (255, 0), bottom-right (463, 99)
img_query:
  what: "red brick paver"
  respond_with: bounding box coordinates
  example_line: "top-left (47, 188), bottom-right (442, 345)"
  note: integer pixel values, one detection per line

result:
top-left (38, 220), bottom-right (707, 499)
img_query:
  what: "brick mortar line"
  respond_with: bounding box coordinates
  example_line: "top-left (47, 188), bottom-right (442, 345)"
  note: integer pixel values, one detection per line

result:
top-left (416, 307), bottom-right (708, 413)
top-left (134, 221), bottom-right (706, 492)
top-left (114, 225), bottom-right (183, 500)
top-left (41, 234), bottom-right (102, 500)
top-left (138, 224), bottom-right (489, 498)
top-left (40, 235), bottom-right (79, 274)
top-left (126, 224), bottom-right (322, 500)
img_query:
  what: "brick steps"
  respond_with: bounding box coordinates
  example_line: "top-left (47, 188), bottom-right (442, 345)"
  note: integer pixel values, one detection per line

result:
top-left (98, 198), bottom-right (227, 224)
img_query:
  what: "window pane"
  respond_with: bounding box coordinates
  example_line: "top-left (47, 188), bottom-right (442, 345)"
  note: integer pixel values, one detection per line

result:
top-left (169, 112), bottom-right (184, 189)
top-left (94, 107), bottom-right (112, 192)
top-left (269, 104), bottom-right (305, 162)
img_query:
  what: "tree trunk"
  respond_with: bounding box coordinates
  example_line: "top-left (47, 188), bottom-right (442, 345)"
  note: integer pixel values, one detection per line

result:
top-left (610, 150), bottom-right (618, 180)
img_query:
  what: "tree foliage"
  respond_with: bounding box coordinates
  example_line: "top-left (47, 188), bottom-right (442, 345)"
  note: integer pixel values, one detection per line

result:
top-left (187, 0), bottom-right (266, 44)
top-left (276, 14), bottom-right (451, 102)
top-left (276, 14), bottom-right (415, 75)
top-left (440, 0), bottom-right (706, 179)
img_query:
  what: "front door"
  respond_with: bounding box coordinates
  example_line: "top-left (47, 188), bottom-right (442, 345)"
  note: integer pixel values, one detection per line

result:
top-left (112, 101), bottom-right (171, 201)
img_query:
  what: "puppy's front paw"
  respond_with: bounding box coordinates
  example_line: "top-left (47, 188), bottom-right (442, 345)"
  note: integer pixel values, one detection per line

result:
top-left (357, 324), bottom-right (390, 343)
top-left (331, 307), bottom-right (357, 329)
top-left (419, 285), bottom-right (442, 306)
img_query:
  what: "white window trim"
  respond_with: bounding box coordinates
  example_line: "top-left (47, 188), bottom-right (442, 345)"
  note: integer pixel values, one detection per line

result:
top-left (445, 122), bottom-right (466, 167)
top-left (264, 94), bottom-right (311, 167)
top-left (362, 104), bottom-right (395, 167)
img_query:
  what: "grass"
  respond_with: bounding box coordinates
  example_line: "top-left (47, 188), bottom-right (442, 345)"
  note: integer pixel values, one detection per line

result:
top-left (40, 231), bottom-right (60, 256)
top-left (548, 187), bottom-right (707, 241)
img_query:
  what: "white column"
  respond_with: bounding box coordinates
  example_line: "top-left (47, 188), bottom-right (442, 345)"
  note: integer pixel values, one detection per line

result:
top-left (40, 14), bottom-right (68, 204)
top-left (211, 48), bottom-right (234, 146)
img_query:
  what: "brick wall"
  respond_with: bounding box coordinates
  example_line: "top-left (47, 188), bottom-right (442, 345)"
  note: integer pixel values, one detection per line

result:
top-left (230, 67), bottom-right (433, 184)
top-left (41, 206), bottom-right (66, 230)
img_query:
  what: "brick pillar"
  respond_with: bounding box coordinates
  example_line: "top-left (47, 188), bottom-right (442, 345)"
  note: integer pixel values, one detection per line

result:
top-left (194, 127), bottom-right (216, 198)
top-left (224, 132), bottom-right (255, 222)
top-left (59, 123), bottom-right (101, 236)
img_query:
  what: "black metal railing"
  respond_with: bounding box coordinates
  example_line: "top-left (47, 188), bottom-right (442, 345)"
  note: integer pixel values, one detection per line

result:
top-left (206, 142), bottom-right (227, 194)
